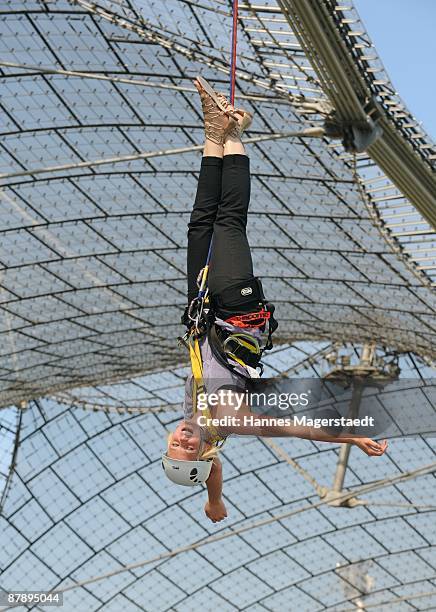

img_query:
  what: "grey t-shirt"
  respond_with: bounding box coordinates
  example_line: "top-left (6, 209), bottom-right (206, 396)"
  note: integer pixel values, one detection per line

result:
top-left (183, 332), bottom-right (247, 420)
top-left (183, 318), bottom-right (264, 420)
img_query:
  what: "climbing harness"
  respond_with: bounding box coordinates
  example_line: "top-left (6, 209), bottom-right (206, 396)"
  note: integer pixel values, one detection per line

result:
top-left (186, 238), bottom-right (213, 331)
top-left (225, 309), bottom-right (271, 329)
top-left (222, 332), bottom-right (261, 369)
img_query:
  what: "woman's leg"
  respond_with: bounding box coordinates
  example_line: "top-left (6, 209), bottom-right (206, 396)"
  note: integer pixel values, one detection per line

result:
top-left (187, 140), bottom-right (223, 305)
top-left (186, 79), bottom-right (239, 306)
top-left (208, 135), bottom-right (254, 298)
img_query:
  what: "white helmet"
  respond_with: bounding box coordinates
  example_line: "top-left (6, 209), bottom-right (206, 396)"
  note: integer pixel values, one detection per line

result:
top-left (162, 454), bottom-right (213, 486)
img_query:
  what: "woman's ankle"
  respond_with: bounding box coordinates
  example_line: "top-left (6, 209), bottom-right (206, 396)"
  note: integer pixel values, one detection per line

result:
top-left (224, 136), bottom-right (246, 156)
top-left (203, 139), bottom-right (224, 158)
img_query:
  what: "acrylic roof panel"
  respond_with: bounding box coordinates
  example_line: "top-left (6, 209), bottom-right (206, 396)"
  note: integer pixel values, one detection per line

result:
top-left (0, 0), bottom-right (435, 406)
top-left (1, 346), bottom-right (435, 611)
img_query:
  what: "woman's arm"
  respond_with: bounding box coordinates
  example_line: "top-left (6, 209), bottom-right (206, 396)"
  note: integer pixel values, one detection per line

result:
top-left (219, 401), bottom-right (387, 457)
top-left (204, 458), bottom-right (227, 522)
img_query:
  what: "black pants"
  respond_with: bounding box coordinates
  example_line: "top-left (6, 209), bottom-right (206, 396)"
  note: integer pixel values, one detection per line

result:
top-left (187, 155), bottom-right (254, 305)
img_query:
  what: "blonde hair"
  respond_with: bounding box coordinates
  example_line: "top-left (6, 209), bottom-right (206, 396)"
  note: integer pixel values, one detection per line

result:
top-left (167, 432), bottom-right (221, 461)
top-left (199, 444), bottom-right (220, 460)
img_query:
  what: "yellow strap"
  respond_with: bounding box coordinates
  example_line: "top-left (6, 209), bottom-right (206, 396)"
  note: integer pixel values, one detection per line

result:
top-left (226, 353), bottom-right (247, 368)
top-left (189, 337), bottom-right (204, 391)
top-left (230, 334), bottom-right (260, 353)
top-left (188, 334), bottom-right (224, 445)
top-left (199, 264), bottom-right (209, 292)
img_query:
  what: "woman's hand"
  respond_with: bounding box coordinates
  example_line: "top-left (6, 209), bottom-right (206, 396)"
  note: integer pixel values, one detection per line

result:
top-left (204, 499), bottom-right (228, 523)
top-left (353, 437), bottom-right (388, 456)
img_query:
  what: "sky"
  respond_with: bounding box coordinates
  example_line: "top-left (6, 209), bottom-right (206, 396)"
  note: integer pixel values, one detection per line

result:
top-left (353, 0), bottom-right (436, 140)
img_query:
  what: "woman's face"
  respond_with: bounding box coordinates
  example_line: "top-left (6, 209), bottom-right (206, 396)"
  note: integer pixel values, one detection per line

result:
top-left (167, 420), bottom-right (202, 460)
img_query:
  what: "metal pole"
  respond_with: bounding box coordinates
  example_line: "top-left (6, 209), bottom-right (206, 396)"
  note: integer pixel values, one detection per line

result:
top-left (332, 376), bottom-right (364, 492)
top-left (0, 128), bottom-right (324, 181)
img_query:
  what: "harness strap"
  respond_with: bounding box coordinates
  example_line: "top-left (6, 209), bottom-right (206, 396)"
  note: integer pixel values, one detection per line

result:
top-left (188, 336), bottom-right (205, 395)
top-left (188, 334), bottom-right (224, 445)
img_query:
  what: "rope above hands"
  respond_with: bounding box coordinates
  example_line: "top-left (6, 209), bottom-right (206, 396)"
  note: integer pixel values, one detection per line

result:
top-left (188, 0), bottom-right (239, 332)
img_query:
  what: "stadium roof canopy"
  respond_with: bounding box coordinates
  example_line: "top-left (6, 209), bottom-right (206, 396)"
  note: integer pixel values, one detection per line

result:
top-left (0, 0), bottom-right (435, 407)
top-left (1, 348), bottom-right (436, 611)
top-left (1, 3), bottom-right (436, 611)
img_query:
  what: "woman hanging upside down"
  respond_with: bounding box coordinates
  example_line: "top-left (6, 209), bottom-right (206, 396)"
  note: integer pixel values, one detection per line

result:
top-left (162, 77), bottom-right (387, 523)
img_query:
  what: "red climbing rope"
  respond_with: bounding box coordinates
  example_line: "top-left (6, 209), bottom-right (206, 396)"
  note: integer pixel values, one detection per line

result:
top-left (229, 0), bottom-right (239, 104)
